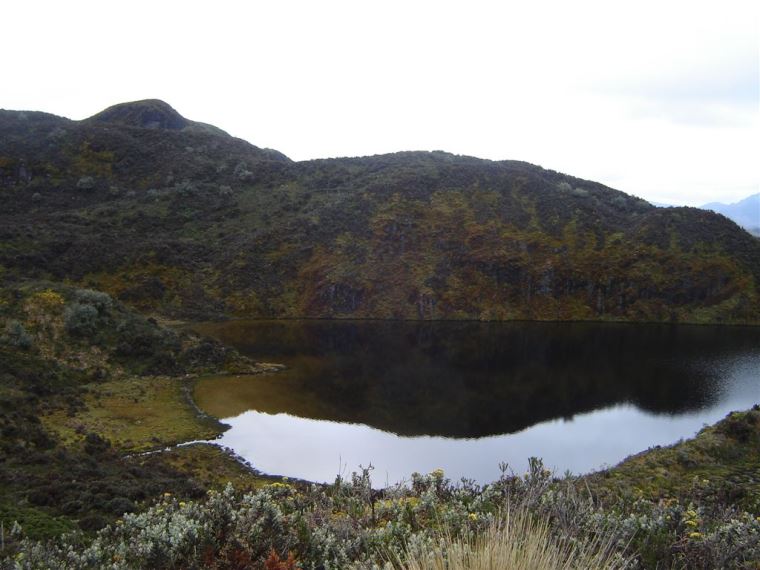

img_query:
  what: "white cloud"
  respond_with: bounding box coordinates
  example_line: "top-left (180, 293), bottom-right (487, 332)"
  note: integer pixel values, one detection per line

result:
top-left (1, 0), bottom-right (757, 206)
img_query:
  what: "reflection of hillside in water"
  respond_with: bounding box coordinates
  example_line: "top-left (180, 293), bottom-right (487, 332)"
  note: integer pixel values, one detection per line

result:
top-left (192, 321), bottom-right (760, 438)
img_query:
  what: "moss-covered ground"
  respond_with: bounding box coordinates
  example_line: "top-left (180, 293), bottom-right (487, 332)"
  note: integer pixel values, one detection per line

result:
top-left (145, 444), bottom-right (272, 493)
top-left (42, 376), bottom-right (222, 452)
top-left (591, 406), bottom-right (760, 513)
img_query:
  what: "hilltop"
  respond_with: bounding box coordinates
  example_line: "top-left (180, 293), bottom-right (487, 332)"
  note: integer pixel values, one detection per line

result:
top-left (1, 100), bottom-right (759, 324)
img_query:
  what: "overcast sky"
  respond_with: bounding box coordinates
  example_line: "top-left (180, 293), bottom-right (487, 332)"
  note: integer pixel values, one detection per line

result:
top-left (2, 0), bottom-right (757, 206)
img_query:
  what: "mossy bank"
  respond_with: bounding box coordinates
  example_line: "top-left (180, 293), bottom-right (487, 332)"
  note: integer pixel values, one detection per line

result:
top-left (0, 280), bottom-right (277, 540)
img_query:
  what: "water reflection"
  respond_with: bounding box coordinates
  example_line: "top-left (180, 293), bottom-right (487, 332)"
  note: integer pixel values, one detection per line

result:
top-left (217, 398), bottom-right (753, 485)
top-left (191, 321), bottom-right (760, 482)
top-left (193, 321), bottom-right (760, 438)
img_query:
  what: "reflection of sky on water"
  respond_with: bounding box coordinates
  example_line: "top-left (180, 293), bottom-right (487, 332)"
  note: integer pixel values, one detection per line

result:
top-left (214, 354), bottom-right (759, 486)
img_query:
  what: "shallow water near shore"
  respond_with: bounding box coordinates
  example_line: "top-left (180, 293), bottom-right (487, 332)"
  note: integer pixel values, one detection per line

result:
top-left (193, 320), bottom-right (760, 484)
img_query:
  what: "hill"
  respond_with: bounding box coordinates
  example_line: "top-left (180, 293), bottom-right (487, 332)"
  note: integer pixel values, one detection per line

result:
top-left (702, 193), bottom-right (760, 237)
top-left (85, 99), bottom-right (232, 136)
top-left (1, 100), bottom-right (759, 324)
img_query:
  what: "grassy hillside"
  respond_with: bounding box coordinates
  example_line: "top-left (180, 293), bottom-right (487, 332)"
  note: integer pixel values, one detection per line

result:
top-left (2, 101), bottom-right (759, 323)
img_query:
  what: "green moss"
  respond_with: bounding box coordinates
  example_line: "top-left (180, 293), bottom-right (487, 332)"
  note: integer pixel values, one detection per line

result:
top-left (70, 141), bottom-right (114, 177)
top-left (42, 376), bottom-right (223, 453)
top-left (0, 500), bottom-right (76, 540)
top-left (148, 444), bottom-right (273, 492)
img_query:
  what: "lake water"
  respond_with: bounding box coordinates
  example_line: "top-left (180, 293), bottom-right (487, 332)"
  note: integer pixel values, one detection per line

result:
top-left (192, 320), bottom-right (760, 486)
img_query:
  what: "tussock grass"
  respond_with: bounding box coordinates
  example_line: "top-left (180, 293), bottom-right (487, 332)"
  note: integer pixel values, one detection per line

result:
top-left (396, 508), bottom-right (628, 570)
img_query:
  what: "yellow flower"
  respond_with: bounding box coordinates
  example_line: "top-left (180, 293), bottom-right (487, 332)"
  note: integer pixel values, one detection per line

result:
top-left (179, 501), bottom-right (186, 507)
top-left (688, 532), bottom-right (702, 539)
top-left (685, 519), bottom-right (699, 527)
top-left (431, 468), bottom-right (445, 479)
top-left (32, 289), bottom-right (65, 308)
top-left (468, 513), bottom-right (478, 521)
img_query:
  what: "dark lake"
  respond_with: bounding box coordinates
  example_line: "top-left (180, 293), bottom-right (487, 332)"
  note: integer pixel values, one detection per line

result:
top-left (192, 320), bottom-right (760, 485)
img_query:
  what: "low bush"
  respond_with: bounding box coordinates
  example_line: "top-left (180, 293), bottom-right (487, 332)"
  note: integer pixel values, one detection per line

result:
top-left (63, 303), bottom-right (98, 337)
top-left (74, 289), bottom-right (113, 313)
top-left (7, 458), bottom-right (760, 569)
top-left (2, 320), bottom-right (32, 350)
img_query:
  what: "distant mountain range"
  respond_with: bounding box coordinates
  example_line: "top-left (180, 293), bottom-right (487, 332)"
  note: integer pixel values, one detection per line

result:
top-left (701, 194), bottom-right (760, 237)
top-left (1, 99), bottom-right (759, 324)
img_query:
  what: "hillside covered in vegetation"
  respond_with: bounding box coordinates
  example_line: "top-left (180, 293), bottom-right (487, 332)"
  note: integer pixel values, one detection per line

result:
top-left (0, 280), bottom-right (279, 540)
top-left (2, 100), bottom-right (759, 324)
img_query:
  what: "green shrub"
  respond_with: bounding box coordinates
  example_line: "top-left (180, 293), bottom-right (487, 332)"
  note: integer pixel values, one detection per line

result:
top-left (2, 320), bottom-right (32, 350)
top-left (64, 303), bottom-right (99, 336)
top-left (83, 433), bottom-right (111, 455)
top-left (7, 461), bottom-right (760, 569)
top-left (74, 289), bottom-right (113, 313)
top-left (105, 497), bottom-right (136, 516)
top-left (76, 176), bottom-right (96, 191)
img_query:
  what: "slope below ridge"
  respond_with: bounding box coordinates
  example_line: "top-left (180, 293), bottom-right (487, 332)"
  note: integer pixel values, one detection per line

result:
top-left (0, 101), bottom-right (759, 324)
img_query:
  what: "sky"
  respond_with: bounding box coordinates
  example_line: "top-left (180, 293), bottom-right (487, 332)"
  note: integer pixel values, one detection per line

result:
top-left (1, 0), bottom-right (758, 206)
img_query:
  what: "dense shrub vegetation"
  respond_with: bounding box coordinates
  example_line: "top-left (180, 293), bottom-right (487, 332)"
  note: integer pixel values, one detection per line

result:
top-left (1, 101), bottom-right (759, 323)
top-left (0, 281), bottom-right (268, 541)
top-left (5, 449), bottom-right (760, 569)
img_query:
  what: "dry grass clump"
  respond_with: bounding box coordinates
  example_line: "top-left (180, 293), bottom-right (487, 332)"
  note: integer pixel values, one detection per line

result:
top-left (396, 508), bottom-right (628, 570)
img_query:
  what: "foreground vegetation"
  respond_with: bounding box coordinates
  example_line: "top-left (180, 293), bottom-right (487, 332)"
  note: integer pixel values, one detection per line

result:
top-left (5, 436), bottom-right (760, 569)
top-left (397, 511), bottom-right (627, 570)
